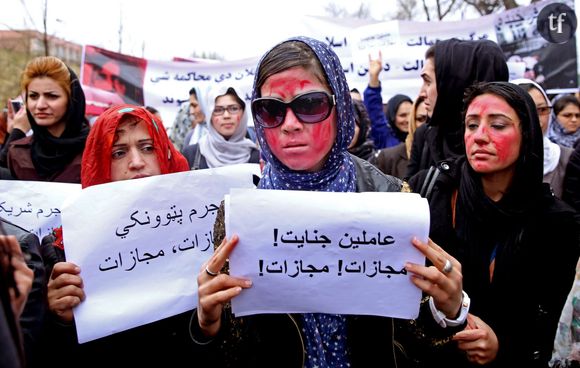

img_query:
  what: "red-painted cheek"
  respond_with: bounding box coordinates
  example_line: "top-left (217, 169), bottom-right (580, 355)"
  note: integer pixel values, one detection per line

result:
top-left (465, 133), bottom-right (475, 151)
top-left (310, 121), bottom-right (335, 158)
top-left (264, 129), bottom-right (280, 154)
top-left (492, 131), bottom-right (518, 163)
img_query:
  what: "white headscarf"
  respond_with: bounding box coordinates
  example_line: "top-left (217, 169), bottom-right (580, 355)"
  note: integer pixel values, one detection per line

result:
top-left (511, 78), bottom-right (561, 175)
top-left (198, 86), bottom-right (256, 168)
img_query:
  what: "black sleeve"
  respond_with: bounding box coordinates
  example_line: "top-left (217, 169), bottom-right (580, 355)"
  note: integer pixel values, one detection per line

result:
top-left (18, 232), bottom-right (47, 366)
top-left (563, 144), bottom-right (580, 212)
top-left (181, 144), bottom-right (196, 169)
top-left (39, 234), bottom-right (66, 281)
top-left (0, 129), bottom-right (26, 168)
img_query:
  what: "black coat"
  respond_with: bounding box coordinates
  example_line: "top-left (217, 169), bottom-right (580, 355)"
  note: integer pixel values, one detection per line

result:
top-left (409, 158), bottom-right (580, 368)
top-left (1, 218), bottom-right (45, 367)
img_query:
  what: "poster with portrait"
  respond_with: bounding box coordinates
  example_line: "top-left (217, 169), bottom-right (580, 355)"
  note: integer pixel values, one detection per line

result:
top-left (81, 45), bottom-right (147, 105)
top-left (495, 0), bottom-right (577, 91)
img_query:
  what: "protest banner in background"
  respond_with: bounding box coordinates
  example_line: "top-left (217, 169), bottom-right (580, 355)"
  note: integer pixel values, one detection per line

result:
top-left (62, 164), bottom-right (259, 343)
top-left (143, 57), bottom-right (258, 130)
top-left (0, 180), bottom-right (81, 239)
top-left (227, 189), bottom-right (429, 319)
top-left (80, 0), bottom-right (576, 128)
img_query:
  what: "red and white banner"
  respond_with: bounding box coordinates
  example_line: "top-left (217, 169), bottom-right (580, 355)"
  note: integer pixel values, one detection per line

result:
top-left (80, 0), bottom-right (576, 128)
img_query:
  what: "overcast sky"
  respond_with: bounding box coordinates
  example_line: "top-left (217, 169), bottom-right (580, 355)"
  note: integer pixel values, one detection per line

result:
top-left (1, 0), bottom-right (513, 61)
top-left (1, 0), bottom-right (395, 60)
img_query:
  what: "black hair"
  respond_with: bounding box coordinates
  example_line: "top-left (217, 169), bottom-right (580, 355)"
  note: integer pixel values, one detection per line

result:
top-left (225, 87), bottom-right (246, 110)
top-left (189, 87), bottom-right (198, 98)
top-left (144, 106), bottom-right (159, 114)
top-left (553, 94), bottom-right (580, 115)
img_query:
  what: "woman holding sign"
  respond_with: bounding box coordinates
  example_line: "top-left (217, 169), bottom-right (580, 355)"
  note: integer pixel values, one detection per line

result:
top-left (409, 82), bottom-right (580, 366)
top-left (190, 36), bottom-right (469, 367)
top-left (39, 105), bottom-right (193, 367)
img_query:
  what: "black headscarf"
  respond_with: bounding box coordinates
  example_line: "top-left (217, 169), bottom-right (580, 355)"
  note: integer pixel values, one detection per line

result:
top-left (385, 94), bottom-right (412, 142)
top-left (27, 67), bottom-right (90, 178)
top-left (458, 81), bottom-right (544, 219)
top-left (455, 82), bottom-right (544, 288)
top-left (428, 38), bottom-right (509, 163)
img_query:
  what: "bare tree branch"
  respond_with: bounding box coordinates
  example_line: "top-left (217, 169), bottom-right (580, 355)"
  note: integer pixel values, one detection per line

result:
top-left (19, 0), bottom-right (37, 30)
top-left (440, 0), bottom-right (459, 19)
top-left (43, 0), bottom-right (49, 56)
top-left (422, 0), bottom-right (431, 21)
top-left (395, 0), bottom-right (417, 20)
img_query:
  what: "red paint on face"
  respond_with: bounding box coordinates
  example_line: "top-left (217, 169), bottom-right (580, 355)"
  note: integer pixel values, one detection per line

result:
top-left (262, 77), bottom-right (312, 100)
top-left (464, 94), bottom-right (521, 177)
top-left (261, 66), bottom-right (336, 172)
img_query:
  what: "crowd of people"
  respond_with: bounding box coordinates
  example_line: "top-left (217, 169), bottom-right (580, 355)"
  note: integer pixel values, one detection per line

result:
top-left (1, 34), bottom-right (579, 368)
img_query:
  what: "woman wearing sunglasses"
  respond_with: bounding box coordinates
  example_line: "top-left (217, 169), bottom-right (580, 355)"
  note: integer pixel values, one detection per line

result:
top-left (190, 36), bottom-right (468, 368)
top-left (182, 86), bottom-right (259, 170)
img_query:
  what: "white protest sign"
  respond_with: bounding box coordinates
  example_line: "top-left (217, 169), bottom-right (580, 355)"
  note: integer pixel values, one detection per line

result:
top-left (144, 58), bottom-right (258, 128)
top-left (227, 189), bottom-right (429, 319)
top-left (0, 180), bottom-right (81, 239)
top-left (62, 164), bottom-right (260, 343)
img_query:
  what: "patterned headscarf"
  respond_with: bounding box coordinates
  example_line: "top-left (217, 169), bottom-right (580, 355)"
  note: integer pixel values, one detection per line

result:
top-left (252, 36), bottom-right (356, 192)
top-left (252, 36), bottom-right (356, 367)
top-left (549, 100), bottom-right (580, 148)
top-left (81, 104), bottom-right (189, 188)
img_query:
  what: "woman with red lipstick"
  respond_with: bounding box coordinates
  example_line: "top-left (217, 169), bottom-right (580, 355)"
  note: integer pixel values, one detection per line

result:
top-left (409, 82), bottom-right (580, 367)
top-left (39, 105), bottom-right (192, 366)
top-left (5, 56), bottom-right (90, 183)
top-left (182, 86), bottom-right (259, 170)
top-left (190, 36), bottom-right (469, 368)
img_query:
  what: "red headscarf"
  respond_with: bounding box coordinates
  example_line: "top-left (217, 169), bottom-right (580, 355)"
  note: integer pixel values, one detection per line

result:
top-left (81, 104), bottom-right (189, 188)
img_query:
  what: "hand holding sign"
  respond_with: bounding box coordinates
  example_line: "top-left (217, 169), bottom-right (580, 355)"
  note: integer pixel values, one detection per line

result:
top-left (196, 234), bottom-right (252, 337)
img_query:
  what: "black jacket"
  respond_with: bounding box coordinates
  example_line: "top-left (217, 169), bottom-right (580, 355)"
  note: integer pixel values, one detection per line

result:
top-left (1, 218), bottom-right (45, 367)
top-left (409, 159), bottom-right (580, 367)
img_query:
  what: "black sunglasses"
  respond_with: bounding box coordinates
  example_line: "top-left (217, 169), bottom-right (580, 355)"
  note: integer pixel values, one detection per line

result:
top-left (251, 91), bottom-right (335, 128)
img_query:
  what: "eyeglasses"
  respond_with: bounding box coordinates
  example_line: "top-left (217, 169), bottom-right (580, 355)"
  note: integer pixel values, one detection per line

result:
top-left (251, 91), bottom-right (335, 128)
top-left (213, 105), bottom-right (242, 115)
top-left (536, 106), bottom-right (552, 116)
top-left (559, 112), bottom-right (580, 119)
